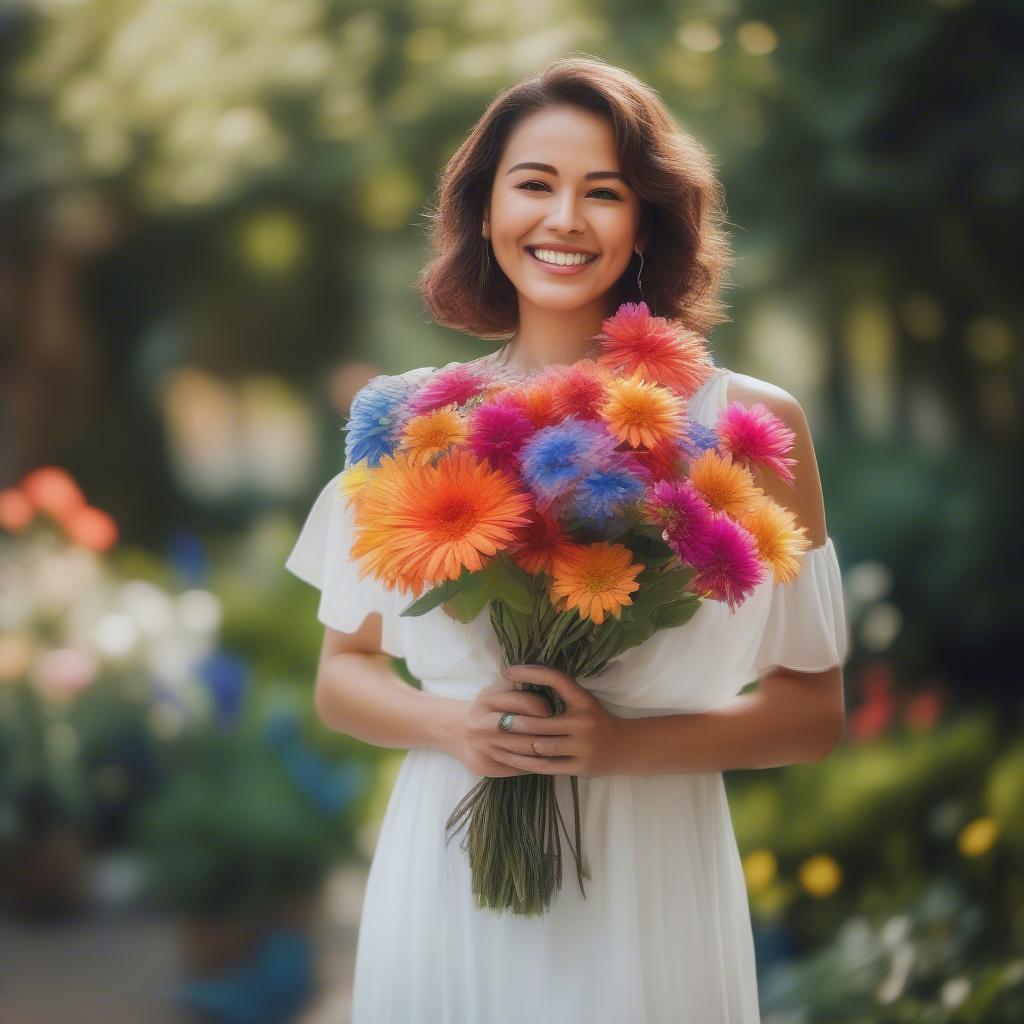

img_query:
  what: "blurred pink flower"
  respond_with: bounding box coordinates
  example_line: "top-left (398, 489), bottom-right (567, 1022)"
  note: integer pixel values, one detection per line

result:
top-left (34, 648), bottom-right (98, 701)
top-left (849, 660), bottom-right (896, 742)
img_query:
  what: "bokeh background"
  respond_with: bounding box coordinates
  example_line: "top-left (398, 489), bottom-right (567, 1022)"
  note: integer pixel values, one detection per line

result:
top-left (1, 1), bottom-right (1021, 1021)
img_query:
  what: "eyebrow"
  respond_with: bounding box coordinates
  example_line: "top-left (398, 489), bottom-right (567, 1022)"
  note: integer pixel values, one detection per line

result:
top-left (505, 161), bottom-right (628, 184)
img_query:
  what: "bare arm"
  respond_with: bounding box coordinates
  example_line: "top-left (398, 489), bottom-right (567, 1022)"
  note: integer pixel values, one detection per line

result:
top-left (313, 610), bottom-right (554, 778)
top-left (313, 612), bottom-right (464, 753)
top-left (617, 665), bottom-right (845, 775)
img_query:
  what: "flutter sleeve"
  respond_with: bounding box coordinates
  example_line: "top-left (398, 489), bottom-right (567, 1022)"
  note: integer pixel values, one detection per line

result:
top-left (285, 472), bottom-right (407, 659)
top-left (751, 537), bottom-right (850, 676)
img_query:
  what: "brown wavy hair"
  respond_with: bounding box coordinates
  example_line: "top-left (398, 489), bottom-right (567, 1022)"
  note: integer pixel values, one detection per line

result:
top-left (418, 55), bottom-right (733, 342)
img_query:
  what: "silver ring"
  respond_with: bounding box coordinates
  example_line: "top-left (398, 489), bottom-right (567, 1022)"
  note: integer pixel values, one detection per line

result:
top-left (497, 712), bottom-right (516, 732)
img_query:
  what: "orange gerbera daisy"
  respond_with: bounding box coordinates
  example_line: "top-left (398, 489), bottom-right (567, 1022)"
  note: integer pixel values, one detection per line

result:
top-left (599, 373), bottom-right (687, 449)
top-left (549, 541), bottom-right (644, 625)
top-left (397, 405), bottom-right (469, 465)
top-left (349, 449), bottom-right (532, 597)
top-left (688, 449), bottom-right (763, 519)
top-left (740, 497), bottom-right (811, 584)
top-left (594, 301), bottom-right (715, 398)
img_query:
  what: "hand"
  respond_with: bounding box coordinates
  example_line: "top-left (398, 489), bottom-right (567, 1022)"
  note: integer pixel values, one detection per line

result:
top-left (450, 675), bottom-right (556, 779)
top-left (490, 664), bottom-right (627, 778)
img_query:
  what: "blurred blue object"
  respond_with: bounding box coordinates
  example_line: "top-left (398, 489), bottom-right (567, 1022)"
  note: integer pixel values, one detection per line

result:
top-left (264, 708), bottom-right (368, 814)
top-left (168, 527), bottom-right (209, 587)
top-left (199, 650), bottom-right (249, 727)
top-left (174, 929), bottom-right (315, 1024)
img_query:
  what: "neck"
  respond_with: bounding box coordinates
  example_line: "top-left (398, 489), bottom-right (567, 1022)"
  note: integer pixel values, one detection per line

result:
top-left (498, 293), bottom-right (619, 372)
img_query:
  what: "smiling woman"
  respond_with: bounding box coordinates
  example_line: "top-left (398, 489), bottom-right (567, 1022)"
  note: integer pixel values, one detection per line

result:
top-left (287, 54), bottom-right (849, 1024)
top-left (418, 57), bottom-right (732, 348)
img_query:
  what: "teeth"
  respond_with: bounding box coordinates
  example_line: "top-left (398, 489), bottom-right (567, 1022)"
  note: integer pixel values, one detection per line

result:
top-left (531, 248), bottom-right (595, 266)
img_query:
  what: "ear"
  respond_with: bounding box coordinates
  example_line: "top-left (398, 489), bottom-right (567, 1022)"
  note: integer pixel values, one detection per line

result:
top-left (482, 206), bottom-right (491, 239)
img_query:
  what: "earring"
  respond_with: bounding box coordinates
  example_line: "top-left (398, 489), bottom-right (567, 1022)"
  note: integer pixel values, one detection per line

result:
top-left (634, 245), bottom-right (645, 298)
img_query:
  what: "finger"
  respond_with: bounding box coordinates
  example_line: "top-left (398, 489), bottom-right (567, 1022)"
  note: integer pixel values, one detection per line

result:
top-left (483, 692), bottom-right (553, 719)
top-left (489, 747), bottom-right (577, 775)
top-left (492, 712), bottom-right (573, 736)
top-left (501, 664), bottom-right (591, 711)
top-left (492, 734), bottom-right (577, 758)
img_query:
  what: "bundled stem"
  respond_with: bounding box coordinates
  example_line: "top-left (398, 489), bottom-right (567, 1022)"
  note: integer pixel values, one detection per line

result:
top-left (443, 587), bottom-right (606, 916)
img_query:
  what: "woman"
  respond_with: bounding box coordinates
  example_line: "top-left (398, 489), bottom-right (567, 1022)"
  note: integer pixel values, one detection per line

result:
top-left (286, 56), bottom-right (848, 1023)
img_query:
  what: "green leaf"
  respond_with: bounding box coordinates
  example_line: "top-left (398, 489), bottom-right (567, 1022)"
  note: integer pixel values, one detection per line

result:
top-left (653, 596), bottom-right (702, 628)
top-left (445, 571), bottom-right (494, 623)
top-left (488, 555), bottom-right (533, 615)
top-left (400, 569), bottom-right (476, 617)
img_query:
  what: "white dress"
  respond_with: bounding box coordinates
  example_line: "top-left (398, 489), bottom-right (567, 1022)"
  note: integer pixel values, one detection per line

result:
top-left (285, 365), bottom-right (850, 1023)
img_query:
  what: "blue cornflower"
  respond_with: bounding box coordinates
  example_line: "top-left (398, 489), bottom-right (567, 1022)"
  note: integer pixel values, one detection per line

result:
top-left (574, 461), bottom-right (647, 527)
top-left (344, 374), bottom-right (420, 468)
top-left (681, 422), bottom-right (718, 459)
top-left (519, 418), bottom-right (613, 507)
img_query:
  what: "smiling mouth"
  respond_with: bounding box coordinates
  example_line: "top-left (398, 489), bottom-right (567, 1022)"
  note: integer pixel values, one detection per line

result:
top-left (525, 246), bottom-right (599, 267)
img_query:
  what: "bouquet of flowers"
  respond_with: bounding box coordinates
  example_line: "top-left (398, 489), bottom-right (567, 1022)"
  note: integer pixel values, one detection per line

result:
top-left (338, 301), bottom-right (810, 916)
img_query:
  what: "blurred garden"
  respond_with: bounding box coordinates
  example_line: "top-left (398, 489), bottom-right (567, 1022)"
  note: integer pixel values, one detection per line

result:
top-left (0, 1), bottom-right (1021, 1021)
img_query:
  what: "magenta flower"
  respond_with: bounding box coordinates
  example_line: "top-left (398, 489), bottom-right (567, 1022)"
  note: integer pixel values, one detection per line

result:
top-left (716, 401), bottom-right (797, 486)
top-left (467, 397), bottom-right (536, 476)
top-left (407, 365), bottom-right (490, 417)
top-left (646, 479), bottom-right (716, 565)
top-left (688, 514), bottom-right (765, 612)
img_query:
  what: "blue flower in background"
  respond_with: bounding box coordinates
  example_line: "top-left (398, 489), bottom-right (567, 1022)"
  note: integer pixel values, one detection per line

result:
top-left (344, 374), bottom-right (420, 468)
top-left (682, 423), bottom-right (718, 458)
top-left (198, 650), bottom-right (248, 728)
top-left (574, 461), bottom-right (647, 527)
top-left (167, 528), bottom-right (209, 587)
top-left (263, 708), bottom-right (368, 815)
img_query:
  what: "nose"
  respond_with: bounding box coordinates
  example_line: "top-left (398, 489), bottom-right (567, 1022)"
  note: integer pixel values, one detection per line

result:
top-left (543, 189), bottom-right (586, 235)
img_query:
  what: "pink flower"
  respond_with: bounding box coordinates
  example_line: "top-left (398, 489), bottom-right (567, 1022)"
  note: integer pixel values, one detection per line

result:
top-left (467, 397), bottom-right (536, 476)
top-left (849, 661), bottom-right (896, 743)
top-left (407, 365), bottom-right (489, 417)
top-left (549, 360), bottom-right (613, 422)
top-left (687, 514), bottom-right (765, 612)
top-left (592, 301), bottom-right (713, 398)
top-left (716, 402), bottom-right (797, 486)
top-left (849, 696), bottom-right (894, 743)
top-left (646, 479), bottom-right (716, 565)
top-left (34, 648), bottom-right (98, 701)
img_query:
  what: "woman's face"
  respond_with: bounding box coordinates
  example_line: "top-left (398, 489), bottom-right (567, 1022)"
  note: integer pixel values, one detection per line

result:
top-left (484, 105), bottom-right (644, 315)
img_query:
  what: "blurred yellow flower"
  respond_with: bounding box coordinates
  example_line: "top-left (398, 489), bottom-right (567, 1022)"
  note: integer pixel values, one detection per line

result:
top-left (742, 849), bottom-right (777, 893)
top-left (799, 854), bottom-right (842, 898)
top-left (958, 817), bottom-right (999, 858)
top-left (338, 460), bottom-right (372, 512)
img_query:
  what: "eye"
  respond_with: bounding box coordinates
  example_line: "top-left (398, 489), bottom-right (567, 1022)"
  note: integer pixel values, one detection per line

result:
top-left (516, 180), bottom-right (622, 200)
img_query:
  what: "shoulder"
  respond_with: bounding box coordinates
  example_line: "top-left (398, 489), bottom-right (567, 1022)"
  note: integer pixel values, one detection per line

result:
top-left (724, 370), bottom-right (829, 548)
top-left (353, 364), bottom-right (435, 396)
top-left (725, 370), bottom-right (806, 429)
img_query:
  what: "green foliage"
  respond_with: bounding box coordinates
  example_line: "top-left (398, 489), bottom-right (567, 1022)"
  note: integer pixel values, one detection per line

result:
top-left (135, 726), bottom-right (351, 917)
top-left (731, 712), bottom-right (996, 858)
top-left (760, 879), bottom-right (1024, 1023)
